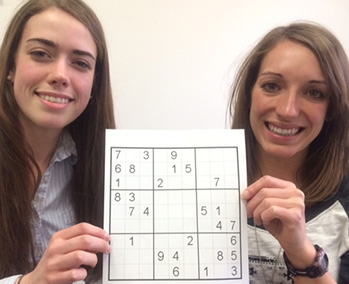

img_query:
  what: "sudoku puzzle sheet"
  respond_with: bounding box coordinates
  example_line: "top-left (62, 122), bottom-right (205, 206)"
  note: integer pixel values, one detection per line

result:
top-left (103, 130), bottom-right (249, 284)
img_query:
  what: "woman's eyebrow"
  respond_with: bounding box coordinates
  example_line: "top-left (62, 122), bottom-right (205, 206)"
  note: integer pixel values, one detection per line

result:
top-left (27, 37), bottom-right (55, 47)
top-left (72, 49), bottom-right (96, 61)
top-left (26, 37), bottom-right (96, 61)
top-left (260, 72), bottom-right (327, 85)
top-left (309, 80), bottom-right (327, 85)
top-left (259, 71), bottom-right (282, 77)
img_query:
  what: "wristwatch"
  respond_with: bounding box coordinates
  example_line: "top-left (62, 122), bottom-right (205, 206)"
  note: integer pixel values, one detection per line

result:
top-left (283, 244), bottom-right (328, 278)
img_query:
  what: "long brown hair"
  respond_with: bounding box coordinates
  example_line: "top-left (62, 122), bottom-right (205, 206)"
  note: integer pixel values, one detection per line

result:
top-left (0, 0), bottom-right (115, 279)
top-left (229, 22), bottom-right (349, 206)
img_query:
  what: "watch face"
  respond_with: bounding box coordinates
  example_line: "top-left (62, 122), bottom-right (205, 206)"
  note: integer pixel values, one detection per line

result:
top-left (307, 265), bottom-right (327, 278)
top-left (306, 245), bottom-right (329, 278)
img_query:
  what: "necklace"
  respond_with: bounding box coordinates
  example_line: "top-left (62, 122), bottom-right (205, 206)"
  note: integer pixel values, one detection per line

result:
top-left (254, 223), bottom-right (282, 284)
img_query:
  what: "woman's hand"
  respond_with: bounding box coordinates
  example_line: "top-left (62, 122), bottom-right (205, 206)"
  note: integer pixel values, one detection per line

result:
top-left (22, 222), bottom-right (111, 284)
top-left (241, 175), bottom-right (316, 269)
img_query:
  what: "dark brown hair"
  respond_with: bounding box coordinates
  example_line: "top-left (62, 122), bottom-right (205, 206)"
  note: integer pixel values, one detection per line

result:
top-left (0, 0), bottom-right (115, 279)
top-left (229, 22), bottom-right (349, 205)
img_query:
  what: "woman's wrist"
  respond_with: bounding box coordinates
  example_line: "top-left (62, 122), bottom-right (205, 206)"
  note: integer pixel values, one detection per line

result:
top-left (284, 241), bottom-right (317, 269)
top-left (284, 244), bottom-right (329, 279)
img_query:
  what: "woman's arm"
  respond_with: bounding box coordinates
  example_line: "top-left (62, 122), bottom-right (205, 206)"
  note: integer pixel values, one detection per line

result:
top-left (293, 274), bottom-right (336, 284)
top-left (242, 175), bottom-right (337, 284)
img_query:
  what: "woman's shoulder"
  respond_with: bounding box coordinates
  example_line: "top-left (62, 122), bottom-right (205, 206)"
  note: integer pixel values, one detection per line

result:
top-left (337, 175), bottom-right (349, 209)
top-left (306, 175), bottom-right (349, 221)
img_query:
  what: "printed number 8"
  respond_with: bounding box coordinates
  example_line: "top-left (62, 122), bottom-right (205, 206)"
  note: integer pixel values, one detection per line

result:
top-left (114, 192), bottom-right (121, 202)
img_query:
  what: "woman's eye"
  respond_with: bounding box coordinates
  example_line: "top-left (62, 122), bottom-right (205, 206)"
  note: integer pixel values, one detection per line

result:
top-left (307, 89), bottom-right (325, 100)
top-left (74, 60), bottom-right (92, 71)
top-left (262, 83), bottom-right (279, 92)
top-left (30, 50), bottom-right (50, 60)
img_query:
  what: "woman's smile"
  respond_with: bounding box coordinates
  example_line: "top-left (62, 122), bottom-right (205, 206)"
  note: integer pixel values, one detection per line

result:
top-left (38, 94), bottom-right (70, 104)
top-left (36, 89), bottom-right (73, 105)
top-left (266, 122), bottom-right (303, 137)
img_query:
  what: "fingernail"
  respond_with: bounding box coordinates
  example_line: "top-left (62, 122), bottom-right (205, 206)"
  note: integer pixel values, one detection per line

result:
top-left (241, 190), bottom-right (250, 200)
top-left (105, 233), bottom-right (111, 242)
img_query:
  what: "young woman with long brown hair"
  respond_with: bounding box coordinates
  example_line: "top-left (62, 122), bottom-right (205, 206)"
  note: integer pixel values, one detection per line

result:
top-left (229, 22), bottom-right (349, 284)
top-left (0, 0), bottom-right (116, 283)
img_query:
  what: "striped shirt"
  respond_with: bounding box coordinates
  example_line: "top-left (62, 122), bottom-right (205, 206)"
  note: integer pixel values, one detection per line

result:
top-left (0, 131), bottom-right (80, 284)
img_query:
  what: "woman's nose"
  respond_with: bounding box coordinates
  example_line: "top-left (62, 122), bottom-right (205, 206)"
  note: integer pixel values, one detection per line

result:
top-left (47, 59), bottom-right (70, 87)
top-left (275, 91), bottom-right (300, 119)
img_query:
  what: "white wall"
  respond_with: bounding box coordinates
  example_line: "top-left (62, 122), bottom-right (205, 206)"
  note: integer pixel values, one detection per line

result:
top-left (1, 0), bottom-right (348, 129)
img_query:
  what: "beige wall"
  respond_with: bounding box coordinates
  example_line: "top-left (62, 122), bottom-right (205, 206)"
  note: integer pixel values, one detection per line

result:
top-left (1, 0), bottom-right (348, 129)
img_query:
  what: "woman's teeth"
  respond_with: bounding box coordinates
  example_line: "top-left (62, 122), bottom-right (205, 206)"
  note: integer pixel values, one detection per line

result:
top-left (268, 124), bottom-right (300, 136)
top-left (39, 95), bottom-right (69, 104)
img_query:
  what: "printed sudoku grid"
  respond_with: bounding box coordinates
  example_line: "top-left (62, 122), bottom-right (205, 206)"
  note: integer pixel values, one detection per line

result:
top-left (107, 147), bottom-right (243, 282)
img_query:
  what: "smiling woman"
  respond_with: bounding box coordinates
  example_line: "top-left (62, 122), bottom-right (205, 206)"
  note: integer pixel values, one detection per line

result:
top-left (0, 0), bottom-right (115, 284)
top-left (229, 22), bottom-right (349, 284)
top-left (13, 8), bottom-right (97, 148)
top-left (250, 40), bottom-right (329, 164)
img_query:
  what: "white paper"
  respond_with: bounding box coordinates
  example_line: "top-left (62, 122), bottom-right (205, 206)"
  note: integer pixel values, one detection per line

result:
top-left (103, 129), bottom-right (249, 283)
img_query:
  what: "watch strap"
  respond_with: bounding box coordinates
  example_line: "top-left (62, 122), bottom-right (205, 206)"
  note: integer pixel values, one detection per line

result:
top-left (283, 244), bottom-right (328, 279)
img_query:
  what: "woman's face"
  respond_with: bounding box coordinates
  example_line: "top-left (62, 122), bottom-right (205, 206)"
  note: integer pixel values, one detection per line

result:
top-left (12, 7), bottom-right (97, 135)
top-left (250, 40), bottom-right (329, 161)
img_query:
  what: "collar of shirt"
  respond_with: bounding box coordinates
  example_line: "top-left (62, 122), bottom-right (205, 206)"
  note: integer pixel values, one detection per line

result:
top-left (49, 130), bottom-right (78, 166)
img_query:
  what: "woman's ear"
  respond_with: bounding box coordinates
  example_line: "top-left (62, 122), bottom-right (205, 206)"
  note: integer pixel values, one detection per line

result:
top-left (7, 70), bottom-right (15, 84)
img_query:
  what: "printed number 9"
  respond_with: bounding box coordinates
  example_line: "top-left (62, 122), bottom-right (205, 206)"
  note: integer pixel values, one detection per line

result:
top-left (158, 251), bottom-right (164, 261)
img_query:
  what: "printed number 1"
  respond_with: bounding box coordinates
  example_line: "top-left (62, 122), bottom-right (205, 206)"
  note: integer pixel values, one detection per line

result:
top-left (204, 267), bottom-right (209, 277)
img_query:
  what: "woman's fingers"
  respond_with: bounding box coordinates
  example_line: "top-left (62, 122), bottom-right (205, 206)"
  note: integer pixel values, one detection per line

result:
top-left (242, 175), bottom-right (297, 200)
top-left (43, 267), bottom-right (88, 284)
top-left (249, 189), bottom-right (305, 224)
top-left (241, 176), bottom-right (304, 221)
top-left (258, 202), bottom-right (304, 227)
top-left (49, 233), bottom-right (111, 256)
top-left (242, 176), bottom-right (310, 255)
top-left (52, 222), bottom-right (110, 242)
top-left (47, 223), bottom-right (111, 257)
top-left (47, 250), bottom-right (98, 271)
top-left (27, 223), bottom-right (111, 284)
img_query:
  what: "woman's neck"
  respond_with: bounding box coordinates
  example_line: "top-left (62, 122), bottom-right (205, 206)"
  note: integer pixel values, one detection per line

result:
top-left (23, 125), bottom-right (63, 175)
top-left (255, 147), bottom-right (307, 185)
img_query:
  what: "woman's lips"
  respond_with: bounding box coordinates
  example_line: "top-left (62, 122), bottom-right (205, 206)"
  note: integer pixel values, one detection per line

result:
top-left (266, 122), bottom-right (303, 136)
top-left (35, 90), bottom-right (73, 105)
